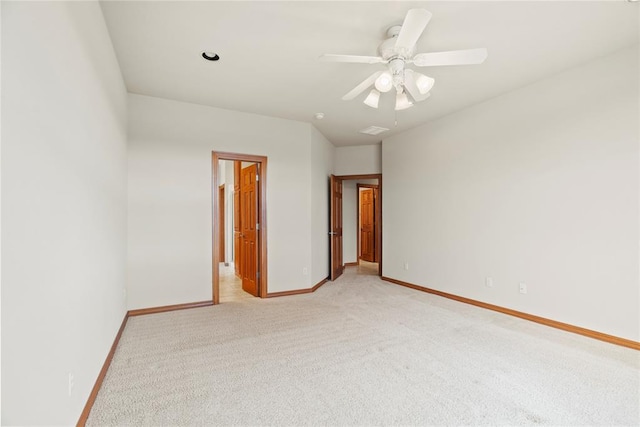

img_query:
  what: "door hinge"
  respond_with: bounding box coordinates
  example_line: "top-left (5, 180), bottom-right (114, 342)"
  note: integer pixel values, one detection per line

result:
top-left (256, 174), bottom-right (259, 182)
top-left (256, 223), bottom-right (260, 230)
top-left (256, 271), bottom-right (260, 279)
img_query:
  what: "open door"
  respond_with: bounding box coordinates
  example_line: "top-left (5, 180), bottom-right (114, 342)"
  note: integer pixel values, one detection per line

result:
top-left (240, 163), bottom-right (259, 296)
top-left (330, 175), bottom-right (343, 280)
top-left (360, 187), bottom-right (375, 262)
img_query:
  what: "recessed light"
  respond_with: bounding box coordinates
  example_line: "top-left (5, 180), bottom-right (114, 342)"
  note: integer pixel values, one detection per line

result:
top-left (314, 112), bottom-right (325, 120)
top-left (202, 52), bottom-right (220, 61)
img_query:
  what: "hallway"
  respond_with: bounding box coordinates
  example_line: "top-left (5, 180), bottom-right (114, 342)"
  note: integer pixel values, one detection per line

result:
top-left (219, 263), bottom-right (254, 302)
top-left (352, 260), bottom-right (378, 277)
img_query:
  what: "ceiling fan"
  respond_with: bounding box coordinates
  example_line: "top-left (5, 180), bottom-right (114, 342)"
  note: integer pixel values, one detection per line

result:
top-left (319, 9), bottom-right (488, 111)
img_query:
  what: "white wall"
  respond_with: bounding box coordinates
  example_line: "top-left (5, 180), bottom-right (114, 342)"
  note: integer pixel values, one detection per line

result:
top-left (334, 144), bottom-right (381, 175)
top-left (310, 127), bottom-right (335, 284)
top-left (1, 2), bottom-right (128, 424)
top-left (127, 94), bottom-right (322, 308)
top-left (215, 160), bottom-right (235, 265)
top-left (383, 47), bottom-right (639, 341)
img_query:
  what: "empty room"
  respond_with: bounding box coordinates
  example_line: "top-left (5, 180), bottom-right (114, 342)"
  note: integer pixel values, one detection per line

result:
top-left (1, 1), bottom-right (639, 425)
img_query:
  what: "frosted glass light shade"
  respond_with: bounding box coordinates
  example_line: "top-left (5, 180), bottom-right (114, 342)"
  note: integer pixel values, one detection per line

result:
top-left (363, 89), bottom-right (380, 108)
top-left (415, 73), bottom-right (435, 95)
top-left (374, 72), bottom-right (393, 93)
top-left (395, 92), bottom-right (413, 111)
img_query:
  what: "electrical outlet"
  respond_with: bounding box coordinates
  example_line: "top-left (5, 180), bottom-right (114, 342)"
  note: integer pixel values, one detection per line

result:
top-left (68, 373), bottom-right (74, 397)
top-left (404, 262), bottom-right (409, 270)
top-left (485, 277), bottom-right (493, 288)
top-left (519, 282), bottom-right (527, 294)
top-left (302, 267), bottom-right (308, 275)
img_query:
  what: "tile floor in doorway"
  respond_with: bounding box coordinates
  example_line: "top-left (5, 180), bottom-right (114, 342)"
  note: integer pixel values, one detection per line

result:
top-left (219, 263), bottom-right (254, 302)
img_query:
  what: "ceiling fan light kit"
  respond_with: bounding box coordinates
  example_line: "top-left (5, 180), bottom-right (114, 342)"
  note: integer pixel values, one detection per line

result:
top-left (415, 73), bottom-right (435, 95)
top-left (374, 73), bottom-right (393, 92)
top-left (395, 92), bottom-right (413, 111)
top-left (320, 8), bottom-right (487, 111)
top-left (363, 89), bottom-right (380, 108)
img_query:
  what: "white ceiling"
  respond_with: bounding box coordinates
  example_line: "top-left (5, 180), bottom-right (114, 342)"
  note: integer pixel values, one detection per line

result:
top-left (100, 1), bottom-right (639, 147)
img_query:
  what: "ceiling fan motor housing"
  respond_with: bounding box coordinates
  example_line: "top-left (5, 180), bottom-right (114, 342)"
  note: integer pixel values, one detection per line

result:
top-left (378, 28), bottom-right (416, 60)
top-left (389, 58), bottom-right (406, 90)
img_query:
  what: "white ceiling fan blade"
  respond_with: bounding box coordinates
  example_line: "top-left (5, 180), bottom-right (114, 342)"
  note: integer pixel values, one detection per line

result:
top-left (404, 70), bottom-right (430, 102)
top-left (342, 71), bottom-right (384, 101)
top-left (412, 48), bottom-right (488, 67)
top-left (394, 9), bottom-right (432, 56)
top-left (319, 54), bottom-right (385, 64)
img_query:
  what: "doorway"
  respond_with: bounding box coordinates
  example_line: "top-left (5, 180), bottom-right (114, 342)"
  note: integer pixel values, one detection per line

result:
top-left (212, 152), bottom-right (268, 304)
top-left (330, 174), bottom-right (382, 280)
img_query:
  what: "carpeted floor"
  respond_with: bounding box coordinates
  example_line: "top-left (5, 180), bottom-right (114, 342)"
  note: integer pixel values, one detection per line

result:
top-left (87, 266), bottom-right (639, 426)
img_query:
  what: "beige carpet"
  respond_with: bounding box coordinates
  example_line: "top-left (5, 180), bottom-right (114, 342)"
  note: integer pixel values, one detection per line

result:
top-left (87, 266), bottom-right (639, 426)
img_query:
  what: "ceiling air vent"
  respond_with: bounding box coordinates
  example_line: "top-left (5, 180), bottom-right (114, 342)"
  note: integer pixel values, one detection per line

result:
top-left (359, 126), bottom-right (389, 136)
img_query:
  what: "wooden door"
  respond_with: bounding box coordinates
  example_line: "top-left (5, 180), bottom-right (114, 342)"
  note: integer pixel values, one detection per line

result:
top-left (330, 175), bottom-right (343, 280)
top-left (240, 164), bottom-right (259, 296)
top-left (233, 161), bottom-right (241, 278)
top-left (360, 188), bottom-right (375, 262)
top-left (219, 185), bottom-right (225, 263)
